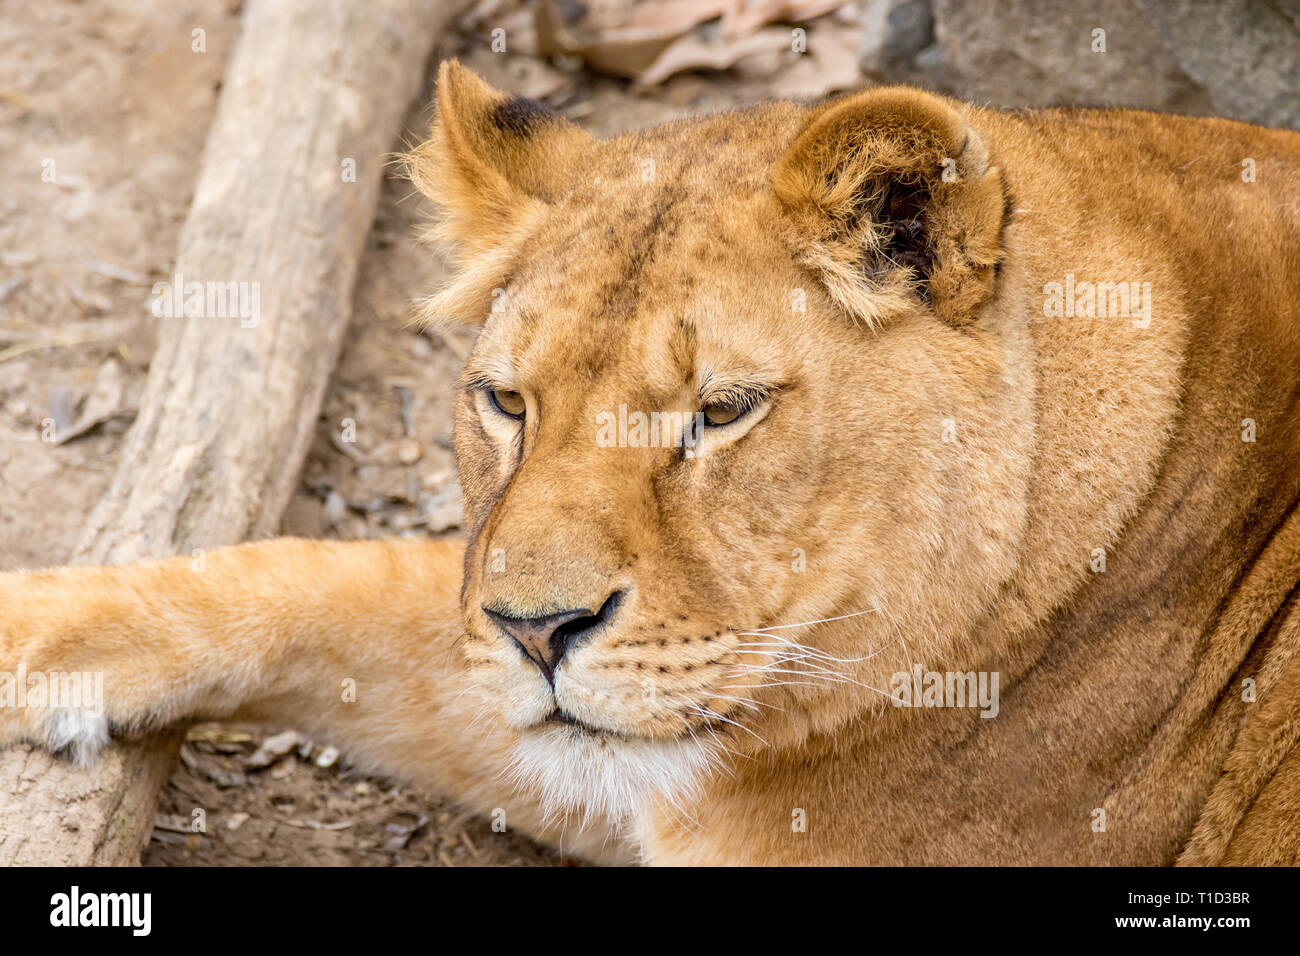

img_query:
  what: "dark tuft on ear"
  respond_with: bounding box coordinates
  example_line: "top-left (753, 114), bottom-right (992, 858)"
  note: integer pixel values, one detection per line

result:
top-left (773, 87), bottom-right (1008, 328)
top-left (490, 95), bottom-right (555, 136)
top-left (403, 61), bottom-right (592, 327)
top-left (405, 61), bottom-right (591, 252)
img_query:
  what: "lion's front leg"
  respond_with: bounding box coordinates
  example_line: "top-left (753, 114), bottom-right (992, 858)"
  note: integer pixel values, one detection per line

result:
top-left (0, 538), bottom-right (629, 863)
top-left (0, 538), bottom-right (462, 763)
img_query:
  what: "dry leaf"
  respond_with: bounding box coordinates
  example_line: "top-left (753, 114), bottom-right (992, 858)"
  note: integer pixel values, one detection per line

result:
top-left (637, 27), bottom-right (795, 86)
top-left (54, 358), bottom-right (128, 444)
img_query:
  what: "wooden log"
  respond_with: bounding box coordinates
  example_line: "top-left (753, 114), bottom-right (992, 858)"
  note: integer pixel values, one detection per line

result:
top-left (0, 0), bottom-right (452, 866)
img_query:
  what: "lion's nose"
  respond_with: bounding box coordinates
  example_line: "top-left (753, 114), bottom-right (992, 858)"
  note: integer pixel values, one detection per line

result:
top-left (484, 591), bottom-right (624, 684)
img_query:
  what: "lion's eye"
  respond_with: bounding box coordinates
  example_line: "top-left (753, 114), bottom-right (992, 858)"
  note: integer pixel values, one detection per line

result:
top-left (701, 402), bottom-right (743, 427)
top-left (488, 388), bottom-right (526, 419)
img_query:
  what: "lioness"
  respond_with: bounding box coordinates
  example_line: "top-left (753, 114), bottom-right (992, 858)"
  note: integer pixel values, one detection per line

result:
top-left (2, 62), bottom-right (1298, 865)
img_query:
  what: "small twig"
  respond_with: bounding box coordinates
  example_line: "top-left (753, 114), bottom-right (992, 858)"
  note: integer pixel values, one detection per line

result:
top-left (0, 335), bottom-right (106, 365)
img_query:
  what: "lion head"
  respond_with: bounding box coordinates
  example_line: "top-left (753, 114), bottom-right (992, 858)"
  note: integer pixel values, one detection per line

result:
top-left (406, 61), bottom-right (1035, 822)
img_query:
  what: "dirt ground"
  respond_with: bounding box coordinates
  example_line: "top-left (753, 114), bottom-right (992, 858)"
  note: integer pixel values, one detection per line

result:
top-left (0, 0), bottom-right (869, 865)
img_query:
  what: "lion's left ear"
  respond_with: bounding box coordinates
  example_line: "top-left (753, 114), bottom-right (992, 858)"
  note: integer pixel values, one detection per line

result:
top-left (772, 87), bottom-right (1009, 328)
top-left (406, 60), bottom-right (591, 263)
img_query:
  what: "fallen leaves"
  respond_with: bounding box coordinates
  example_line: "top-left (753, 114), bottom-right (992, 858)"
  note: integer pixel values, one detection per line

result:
top-left (533, 0), bottom-right (863, 94)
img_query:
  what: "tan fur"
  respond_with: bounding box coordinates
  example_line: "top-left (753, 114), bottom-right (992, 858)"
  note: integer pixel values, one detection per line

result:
top-left (2, 62), bottom-right (1298, 865)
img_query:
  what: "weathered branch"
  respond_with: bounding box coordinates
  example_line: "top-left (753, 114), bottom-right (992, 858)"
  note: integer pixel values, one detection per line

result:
top-left (0, 0), bottom-right (451, 865)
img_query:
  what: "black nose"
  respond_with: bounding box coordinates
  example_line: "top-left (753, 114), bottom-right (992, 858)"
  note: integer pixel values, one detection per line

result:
top-left (484, 591), bottom-right (624, 684)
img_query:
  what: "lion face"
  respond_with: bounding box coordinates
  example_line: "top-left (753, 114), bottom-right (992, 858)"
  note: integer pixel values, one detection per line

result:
top-left (409, 63), bottom-right (1034, 816)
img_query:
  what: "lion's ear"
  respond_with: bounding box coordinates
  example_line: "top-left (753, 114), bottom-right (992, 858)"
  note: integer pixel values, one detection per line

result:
top-left (407, 60), bottom-right (591, 262)
top-left (772, 87), bottom-right (1008, 328)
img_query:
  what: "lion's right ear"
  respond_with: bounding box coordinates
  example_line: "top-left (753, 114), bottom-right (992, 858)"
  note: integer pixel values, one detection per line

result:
top-left (773, 87), bottom-right (1008, 329)
top-left (406, 60), bottom-right (591, 267)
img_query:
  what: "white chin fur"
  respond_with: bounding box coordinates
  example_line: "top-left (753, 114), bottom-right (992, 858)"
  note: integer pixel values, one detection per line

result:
top-left (507, 725), bottom-right (717, 829)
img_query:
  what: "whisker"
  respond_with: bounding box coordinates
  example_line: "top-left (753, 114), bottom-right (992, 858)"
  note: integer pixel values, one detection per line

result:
top-left (703, 692), bottom-right (783, 713)
top-left (720, 667), bottom-right (897, 702)
top-left (878, 600), bottom-right (915, 676)
top-left (731, 640), bottom-right (885, 665)
top-left (695, 721), bottom-right (751, 766)
top-left (742, 608), bottom-right (880, 633)
top-left (691, 706), bottom-right (769, 746)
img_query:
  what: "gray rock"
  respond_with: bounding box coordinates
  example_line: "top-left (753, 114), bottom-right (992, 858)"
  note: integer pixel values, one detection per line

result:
top-left (879, 0), bottom-right (1300, 130)
top-left (1141, 0), bottom-right (1300, 130)
top-left (929, 0), bottom-right (1212, 113)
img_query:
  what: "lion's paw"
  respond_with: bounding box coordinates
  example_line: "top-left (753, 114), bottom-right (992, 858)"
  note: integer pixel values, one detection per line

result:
top-left (44, 708), bottom-right (112, 766)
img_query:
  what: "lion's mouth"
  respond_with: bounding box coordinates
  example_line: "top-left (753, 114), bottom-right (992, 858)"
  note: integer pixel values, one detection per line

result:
top-left (543, 708), bottom-right (617, 737)
top-left (541, 705), bottom-right (742, 745)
